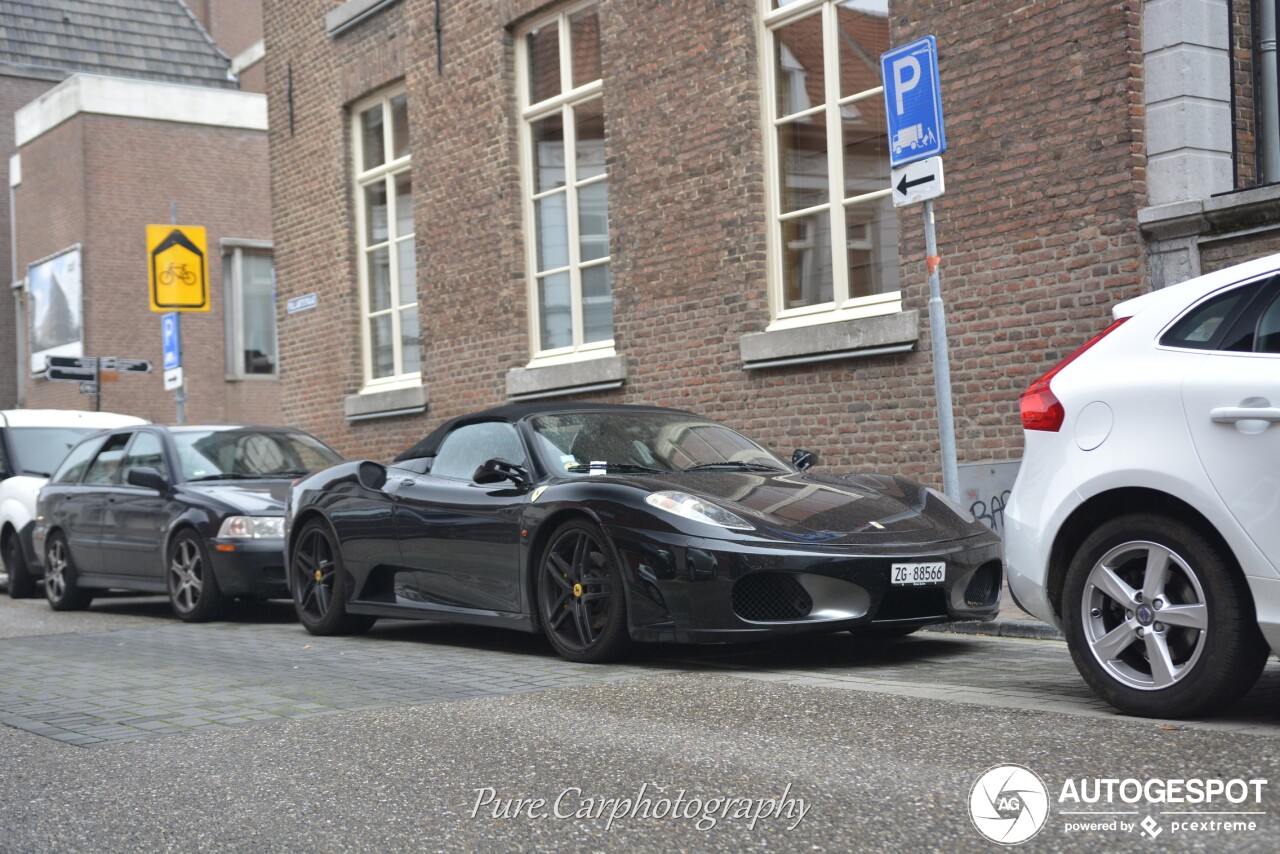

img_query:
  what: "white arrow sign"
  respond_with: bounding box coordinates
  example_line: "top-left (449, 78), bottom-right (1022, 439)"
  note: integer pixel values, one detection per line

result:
top-left (890, 156), bottom-right (945, 208)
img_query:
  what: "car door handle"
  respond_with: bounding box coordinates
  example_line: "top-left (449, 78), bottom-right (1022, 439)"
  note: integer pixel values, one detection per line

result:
top-left (1210, 407), bottom-right (1280, 423)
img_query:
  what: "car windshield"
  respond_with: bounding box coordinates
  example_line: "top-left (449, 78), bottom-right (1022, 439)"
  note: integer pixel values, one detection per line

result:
top-left (173, 429), bottom-right (342, 481)
top-left (529, 412), bottom-right (789, 477)
top-left (7, 427), bottom-right (98, 477)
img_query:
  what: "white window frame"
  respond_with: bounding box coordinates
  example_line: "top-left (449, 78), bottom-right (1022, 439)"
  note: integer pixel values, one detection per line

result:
top-left (516, 1), bottom-right (614, 367)
top-left (760, 0), bottom-right (901, 332)
top-left (352, 85), bottom-right (419, 390)
top-left (222, 238), bottom-right (276, 380)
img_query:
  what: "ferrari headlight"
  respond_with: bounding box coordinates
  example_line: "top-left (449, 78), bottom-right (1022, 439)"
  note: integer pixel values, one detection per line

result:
top-left (645, 492), bottom-right (753, 530)
top-left (217, 516), bottom-right (286, 539)
top-left (926, 487), bottom-right (976, 524)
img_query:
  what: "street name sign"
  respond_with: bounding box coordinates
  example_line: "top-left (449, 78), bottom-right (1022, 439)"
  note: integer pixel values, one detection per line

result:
top-left (45, 356), bottom-right (97, 382)
top-left (147, 225), bottom-right (210, 312)
top-left (881, 36), bottom-right (946, 168)
top-left (890, 156), bottom-right (945, 207)
top-left (287, 293), bottom-right (319, 314)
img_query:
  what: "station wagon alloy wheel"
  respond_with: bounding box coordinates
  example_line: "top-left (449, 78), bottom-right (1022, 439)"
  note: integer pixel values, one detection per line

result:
top-left (167, 531), bottom-right (225, 622)
top-left (537, 520), bottom-right (630, 663)
top-left (44, 532), bottom-right (92, 611)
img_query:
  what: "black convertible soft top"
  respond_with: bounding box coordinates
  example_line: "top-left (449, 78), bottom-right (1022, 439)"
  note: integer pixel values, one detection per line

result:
top-left (392, 402), bottom-right (696, 462)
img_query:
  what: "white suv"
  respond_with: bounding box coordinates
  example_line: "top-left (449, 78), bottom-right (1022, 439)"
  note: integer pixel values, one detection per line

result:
top-left (0, 409), bottom-right (146, 597)
top-left (1005, 254), bottom-right (1280, 718)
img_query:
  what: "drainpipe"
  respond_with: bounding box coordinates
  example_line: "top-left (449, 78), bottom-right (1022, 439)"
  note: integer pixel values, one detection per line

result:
top-left (9, 154), bottom-right (22, 406)
top-left (1260, 0), bottom-right (1280, 183)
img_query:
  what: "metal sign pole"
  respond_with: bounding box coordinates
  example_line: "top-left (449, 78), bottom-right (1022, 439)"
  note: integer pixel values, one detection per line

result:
top-left (175, 314), bottom-right (185, 424)
top-left (169, 201), bottom-right (186, 425)
top-left (923, 198), bottom-right (958, 500)
top-left (93, 357), bottom-right (101, 413)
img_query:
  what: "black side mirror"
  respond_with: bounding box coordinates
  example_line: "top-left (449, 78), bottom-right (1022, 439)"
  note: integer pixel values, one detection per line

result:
top-left (791, 449), bottom-right (818, 472)
top-left (357, 461), bottom-right (388, 490)
top-left (473, 459), bottom-right (530, 488)
top-left (126, 466), bottom-right (168, 492)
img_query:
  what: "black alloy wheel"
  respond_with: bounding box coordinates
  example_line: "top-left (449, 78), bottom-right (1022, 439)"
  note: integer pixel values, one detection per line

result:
top-left (1062, 513), bottom-right (1269, 718)
top-left (44, 532), bottom-right (93, 611)
top-left (291, 520), bottom-right (375, 635)
top-left (4, 532), bottom-right (36, 599)
top-left (167, 530), bottom-right (226, 622)
top-left (536, 519), bottom-right (631, 663)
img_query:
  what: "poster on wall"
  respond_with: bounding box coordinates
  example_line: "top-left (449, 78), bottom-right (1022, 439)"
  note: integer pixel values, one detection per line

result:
top-left (28, 246), bottom-right (83, 374)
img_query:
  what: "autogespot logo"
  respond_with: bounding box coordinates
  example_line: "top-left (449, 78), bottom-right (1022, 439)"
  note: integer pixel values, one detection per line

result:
top-left (970, 764), bottom-right (1051, 845)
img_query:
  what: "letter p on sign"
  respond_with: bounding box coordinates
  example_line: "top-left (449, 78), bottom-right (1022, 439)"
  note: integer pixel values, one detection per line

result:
top-left (892, 55), bottom-right (920, 115)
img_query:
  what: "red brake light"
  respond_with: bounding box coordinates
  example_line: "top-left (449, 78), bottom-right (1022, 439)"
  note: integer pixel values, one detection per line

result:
top-left (1019, 317), bottom-right (1129, 432)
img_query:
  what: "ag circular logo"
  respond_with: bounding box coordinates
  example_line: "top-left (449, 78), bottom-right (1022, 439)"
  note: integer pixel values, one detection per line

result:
top-left (969, 764), bottom-right (1050, 845)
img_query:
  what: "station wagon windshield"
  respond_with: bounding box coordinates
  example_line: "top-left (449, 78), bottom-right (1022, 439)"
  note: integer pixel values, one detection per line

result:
top-left (173, 429), bottom-right (341, 481)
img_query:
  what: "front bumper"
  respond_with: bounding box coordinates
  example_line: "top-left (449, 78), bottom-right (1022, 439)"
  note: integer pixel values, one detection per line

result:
top-left (607, 526), bottom-right (1003, 644)
top-left (208, 538), bottom-right (288, 598)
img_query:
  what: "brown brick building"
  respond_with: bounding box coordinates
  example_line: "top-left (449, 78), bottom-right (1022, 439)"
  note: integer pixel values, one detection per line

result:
top-left (262, 0), bottom-right (1280, 506)
top-left (1, 0), bottom-right (277, 425)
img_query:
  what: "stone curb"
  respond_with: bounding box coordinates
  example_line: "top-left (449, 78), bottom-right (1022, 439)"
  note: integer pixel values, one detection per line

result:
top-left (924, 618), bottom-right (1064, 641)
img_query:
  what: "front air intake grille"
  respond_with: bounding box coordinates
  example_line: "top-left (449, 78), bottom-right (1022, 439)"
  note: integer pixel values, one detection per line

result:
top-left (876, 586), bottom-right (948, 621)
top-left (965, 560), bottom-right (1003, 607)
top-left (732, 573), bottom-right (813, 622)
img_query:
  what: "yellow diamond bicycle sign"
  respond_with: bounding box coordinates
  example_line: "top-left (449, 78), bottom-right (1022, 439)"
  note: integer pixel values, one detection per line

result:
top-left (147, 224), bottom-right (210, 312)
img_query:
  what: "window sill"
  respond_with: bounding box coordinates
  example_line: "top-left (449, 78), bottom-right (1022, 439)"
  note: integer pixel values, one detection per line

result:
top-left (506, 354), bottom-right (626, 400)
top-left (325, 0), bottom-right (402, 36)
top-left (343, 382), bottom-right (427, 421)
top-left (740, 310), bottom-right (919, 370)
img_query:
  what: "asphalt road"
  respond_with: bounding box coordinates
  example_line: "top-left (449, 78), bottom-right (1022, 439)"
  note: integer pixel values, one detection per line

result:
top-left (1, 595), bottom-right (1278, 853)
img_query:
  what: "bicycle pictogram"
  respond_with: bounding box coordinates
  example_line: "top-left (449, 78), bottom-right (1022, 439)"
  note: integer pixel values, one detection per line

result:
top-left (158, 262), bottom-right (197, 287)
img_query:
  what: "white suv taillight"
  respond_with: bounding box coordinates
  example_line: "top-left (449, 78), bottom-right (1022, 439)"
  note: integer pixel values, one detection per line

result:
top-left (1019, 318), bottom-right (1129, 432)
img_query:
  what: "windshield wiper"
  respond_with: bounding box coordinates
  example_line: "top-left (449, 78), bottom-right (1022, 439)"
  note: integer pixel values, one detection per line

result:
top-left (682, 461), bottom-right (786, 473)
top-left (186, 473), bottom-right (258, 481)
top-left (20, 470), bottom-right (51, 477)
top-left (564, 462), bottom-right (667, 474)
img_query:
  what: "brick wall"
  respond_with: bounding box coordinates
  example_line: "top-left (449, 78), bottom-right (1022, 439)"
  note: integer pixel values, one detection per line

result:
top-left (266, 0), bottom-right (1151, 483)
top-left (16, 113), bottom-right (278, 425)
top-left (0, 73), bottom-right (58, 409)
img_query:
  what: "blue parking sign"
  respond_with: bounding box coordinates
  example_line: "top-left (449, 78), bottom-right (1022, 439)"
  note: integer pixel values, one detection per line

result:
top-left (162, 312), bottom-right (181, 370)
top-left (881, 36), bottom-right (946, 168)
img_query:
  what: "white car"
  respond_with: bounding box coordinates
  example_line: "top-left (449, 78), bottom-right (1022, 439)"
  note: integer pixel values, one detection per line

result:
top-left (1005, 253), bottom-right (1280, 718)
top-left (0, 409), bottom-right (146, 598)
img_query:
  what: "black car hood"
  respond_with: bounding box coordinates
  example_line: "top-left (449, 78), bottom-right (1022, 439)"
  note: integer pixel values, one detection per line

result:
top-left (597, 470), bottom-right (977, 545)
top-left (179, 480), bottom-right (290, 515)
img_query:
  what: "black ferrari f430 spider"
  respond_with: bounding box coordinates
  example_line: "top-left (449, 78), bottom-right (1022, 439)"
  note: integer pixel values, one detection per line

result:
top-left (285, 404), bottom-right (1001, 661)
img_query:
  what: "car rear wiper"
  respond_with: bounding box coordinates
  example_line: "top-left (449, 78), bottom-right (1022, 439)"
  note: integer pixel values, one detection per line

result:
top-left (564, 462), bottom-right (667, 474)
top-left (682, 461), bottom-right (786, 473)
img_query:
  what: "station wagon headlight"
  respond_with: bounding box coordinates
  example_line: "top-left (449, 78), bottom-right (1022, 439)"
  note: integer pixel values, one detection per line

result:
top-left (646, 492), bottom-right (753, 530)
top-left (217, 516), bottom-right (286, 539)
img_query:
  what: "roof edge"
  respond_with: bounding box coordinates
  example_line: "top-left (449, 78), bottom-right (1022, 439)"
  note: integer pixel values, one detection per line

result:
top-left (15, 73), bottom-right (268, 147)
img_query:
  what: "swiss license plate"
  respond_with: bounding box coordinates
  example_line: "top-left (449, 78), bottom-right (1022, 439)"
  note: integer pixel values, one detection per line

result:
top-left (891, 561), bottom-right (945, 586)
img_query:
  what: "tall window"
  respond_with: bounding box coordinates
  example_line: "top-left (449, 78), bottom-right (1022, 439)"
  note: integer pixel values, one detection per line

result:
top-left (762, 0), bottom-right (900, 324)
top-left (353, 87), bottom-right (418, 386)
top-left (223, 243), bottom-right (277, 377)
top-left (517, 2), bottom-right (612, 359)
